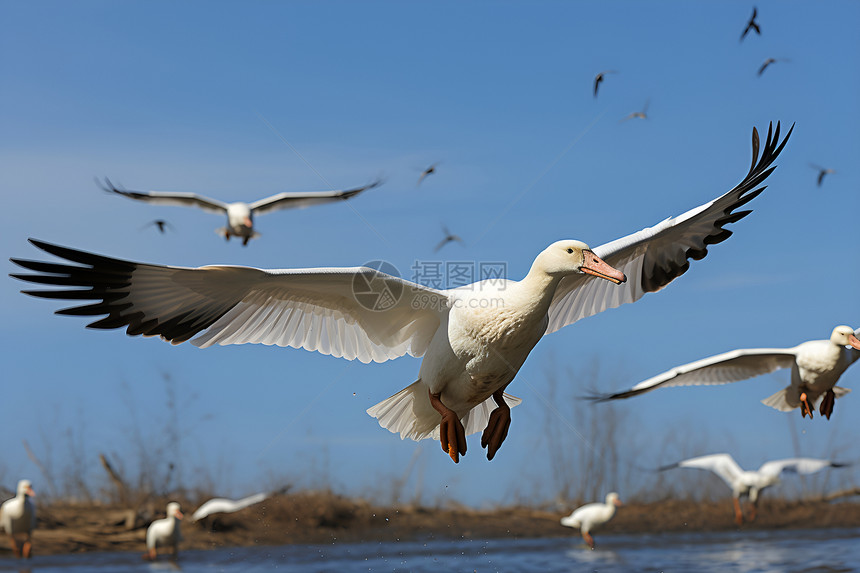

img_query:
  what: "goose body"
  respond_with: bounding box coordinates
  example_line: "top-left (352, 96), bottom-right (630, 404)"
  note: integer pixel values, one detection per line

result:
top-left (661, 453), bottom-right (845, 524)
top-left (561, 492), bottom-right (622, 549)
top-left (144, 502), bottom-right (183, 560)
top-left (13, 123), bottom-right (791, 463)
top-left (101, 178), bottom-right (380, 246)
top-left (0, 480), bottom-right (36, 559)
top-left (594, 326), bottom-right (860, 419)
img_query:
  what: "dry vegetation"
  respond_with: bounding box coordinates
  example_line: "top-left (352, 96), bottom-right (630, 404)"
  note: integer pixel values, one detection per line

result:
top-left (8, 490), bottom-right (860, 557)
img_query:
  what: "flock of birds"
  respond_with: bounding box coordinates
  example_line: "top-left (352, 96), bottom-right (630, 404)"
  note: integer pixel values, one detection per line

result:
top-left (3, 7), bottom-right (855, 558)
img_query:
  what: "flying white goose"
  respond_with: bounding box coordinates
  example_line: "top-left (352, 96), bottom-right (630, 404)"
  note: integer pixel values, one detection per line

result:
top-left (560, 492), bottom-right (622, 549)
top-left (191, 491), bottom-right (273, 523)
top-left (100, 177), bottom-right (381, 246)
top-left (660, 453), bottom-right (846, 525)
top-left (144, 502), bottom-right (183, 561)
top-left (592, 325), bottom-right (860, 419)
top-left (0, 480), bottom-right (36, 559)
top-left (12, 123), bottom-right (791, 463)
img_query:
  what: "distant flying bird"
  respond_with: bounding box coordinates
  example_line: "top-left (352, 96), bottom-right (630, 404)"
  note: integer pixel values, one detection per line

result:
top-left (740, 7), bottom-right (761, 41)
top-left (191, 491), bottom-right (277, 522)
top-left (560, 492), bottom-right (622, 549)
top-left (620, 100), bottom-right (649, 122)
top-left (12, 123), bottom-right (791, 464)
top-left (593, 70), bottom-right (617, 98)
top-left (433, 225), bottom-right (465, 253)
top-left (757, 57), bottom-right (789, 76)
top-left (0, 480), bottom-right (36, 559)
top-left (660, 454), bottom-right (846, 525)
top-left (141, 219), bottom-right (174, 234)
top-left (591, 325), bottom-right (860, 420)
top-left (417, 163), bottom-right (438, 186)
top-left (144, 502), bottom-right (183, 561)
top-left (809, 163), bottom-right (836, 187)
top-left (100, 177), bottom-right (381, 246)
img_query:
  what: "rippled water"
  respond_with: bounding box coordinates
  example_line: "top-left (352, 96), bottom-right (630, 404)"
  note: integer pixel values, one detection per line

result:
top-left (0, 528), bottom-right (857, 572)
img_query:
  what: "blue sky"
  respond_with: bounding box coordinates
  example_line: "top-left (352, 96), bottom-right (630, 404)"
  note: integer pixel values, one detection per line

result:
top-left (2, 1), bottom-right (858, 506)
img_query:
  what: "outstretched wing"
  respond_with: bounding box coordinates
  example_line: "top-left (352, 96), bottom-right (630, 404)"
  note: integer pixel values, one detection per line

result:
top-left (669, 453), bottom-right (744, 489)
top-left (10, 240), bottom-right (448, 364)
top-left (248, 180), bottom-right (381, 214)
top-left (758, 458), bottom-right (847, 479)
top-left (100, 178), bottom-right (229, 214)
top-left (546, 122), bottom-right (792, 334)
top-left (590, 347), bottom-right (798, 401)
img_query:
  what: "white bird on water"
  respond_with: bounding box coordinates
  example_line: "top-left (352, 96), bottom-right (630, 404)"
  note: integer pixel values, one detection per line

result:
top-left (144, 502), bottom-right (183, 561)
top-left (100, 177), bottom-right (381, 246)
top-left (659, 453), bottom-right (847, 525)
top-left (0, 480), bottom-right (36, 559)
top-left (12, 123), bottom-right (791, 464)
top-left (592, 325), bottom-right (860, 419)
top-left (560, 492), bottom-right (622, 549)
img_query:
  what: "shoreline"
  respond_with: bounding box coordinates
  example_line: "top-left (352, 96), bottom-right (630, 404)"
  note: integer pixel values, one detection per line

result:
top-left (8, 492), bottom-right (860, 557)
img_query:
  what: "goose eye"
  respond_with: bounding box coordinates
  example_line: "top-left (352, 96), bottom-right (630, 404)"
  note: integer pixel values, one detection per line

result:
top-left (567, 248), bottom-right (573, 254)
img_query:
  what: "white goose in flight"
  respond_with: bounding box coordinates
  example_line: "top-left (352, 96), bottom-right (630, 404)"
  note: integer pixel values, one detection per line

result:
top-left (659, 453), bottom-right (847, 525)
top-left (100, 177), bottom-right (381, 246)
top-left (593, 325), bottom-right (860, 419)
top-left (13, 123), bottom-right (791, 463)
top-left (191, 490), bottom-right (278, 523)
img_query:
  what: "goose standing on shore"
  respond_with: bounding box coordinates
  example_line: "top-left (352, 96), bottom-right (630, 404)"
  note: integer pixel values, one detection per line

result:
top-left (0, 480), bottom-right (36, 559)
top-left (592, 325), bottom-right (860, 419)
top-left (144, 502), bottom-right (183, 561)
top-left (12, 123), bottom-right (791, 463)
top-left (659, 454), bottom-right (846, 525)
top-left (101, 177), bottom-right (381, 246)
top-left (561, 492), bottom-right (622, 549)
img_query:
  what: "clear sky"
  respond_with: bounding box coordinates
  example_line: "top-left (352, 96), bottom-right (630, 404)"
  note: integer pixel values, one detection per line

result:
top-left (2, 1), bottom-right (858, 506)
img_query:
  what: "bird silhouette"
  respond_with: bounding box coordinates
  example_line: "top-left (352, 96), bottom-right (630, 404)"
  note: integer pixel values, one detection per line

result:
top-left (758, 57), bottom-right (789, 76)
top-left (809, 163), bottom-right (836, 187)
top-left (417, 163), bottom-right (439, 186)
top-left (593, 70), bottom-right (617, 98)
top-left (433, 225), bottom-right (465, 252)
top-left (741, 7), bottom-right (761, 41)
top-left (620, 100), bottom-right (649, 122)
top-left (141, 220), bottom-right (174, 234)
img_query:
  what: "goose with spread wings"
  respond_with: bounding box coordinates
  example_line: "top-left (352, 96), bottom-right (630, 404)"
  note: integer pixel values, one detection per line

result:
top-left (660, 454), bottom-right (846, 525)
top-left (100, 178), bottom-right (381, 246)
top-left (592, 325), bottom-right (860, 419)
top-left (13, 123), bottom-right (791, 463)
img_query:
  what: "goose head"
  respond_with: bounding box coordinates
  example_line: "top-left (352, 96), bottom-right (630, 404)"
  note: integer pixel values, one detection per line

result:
top-left (605, 492), bottom-right (623, 507)
top-left (17, 480), bottom-right (34, 499)
top-left (534, 240), bottom-right (627, 284)
top-left (166, 502), bottom-right (184, 520)
top-left (831, 325), bottom-right (860, 350)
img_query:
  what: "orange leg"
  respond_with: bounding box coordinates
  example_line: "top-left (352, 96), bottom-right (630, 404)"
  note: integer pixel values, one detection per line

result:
top-left (819, 390), bottom-right (836, 420)
top-left (142, 548), bottom-right (157, 561)
top-left (8, 535), bottom-right (21, 559)
top-left (429, 390), bottom-right (467, 463)
top-left (732, 497), bottom-right (744, 526)
top-left (749, 503), bottom-right (758, 522)
top-left (799, 392), bottom-right (814, 419)
top-left (582, 531), bottom-right (595, 549)
top-left (21, 537), bottom-right (32, 559)
top-left (480, 388), bottom-right (511, 461)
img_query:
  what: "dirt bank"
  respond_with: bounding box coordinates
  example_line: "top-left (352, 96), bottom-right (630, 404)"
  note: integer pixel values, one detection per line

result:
top-left (6, 492), bottom-right (860, 557)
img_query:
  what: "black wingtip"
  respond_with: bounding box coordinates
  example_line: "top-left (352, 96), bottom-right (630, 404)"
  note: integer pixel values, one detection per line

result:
top-left (657, 463), bottom-right (680, 473)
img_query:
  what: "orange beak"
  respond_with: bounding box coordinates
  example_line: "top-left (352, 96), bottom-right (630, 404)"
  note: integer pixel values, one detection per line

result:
top-left (849, 334), bottom-right (860, 351)
top-left (582, 250), bottom-right (627, 284)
